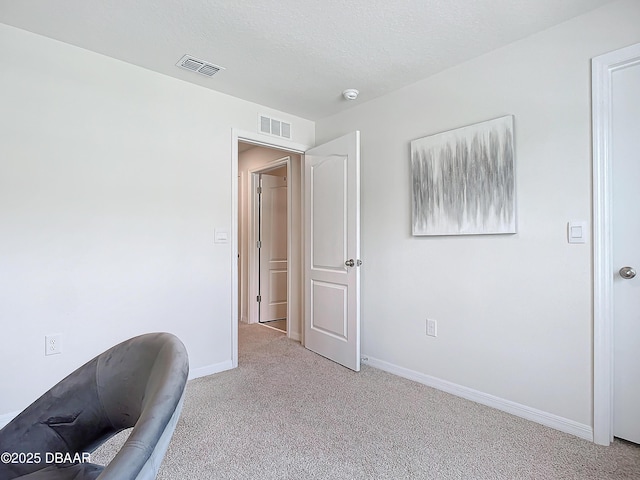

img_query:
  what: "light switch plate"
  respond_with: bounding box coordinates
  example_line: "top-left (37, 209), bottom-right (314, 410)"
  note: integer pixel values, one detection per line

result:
top-left (568, 221), bottom-right (587, 244)
top-left (214, 228), bottom-right (229, 244)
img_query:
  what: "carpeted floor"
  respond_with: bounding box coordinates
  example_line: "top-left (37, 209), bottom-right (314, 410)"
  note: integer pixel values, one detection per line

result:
top-left (93, 323), bottom-right (640, 479)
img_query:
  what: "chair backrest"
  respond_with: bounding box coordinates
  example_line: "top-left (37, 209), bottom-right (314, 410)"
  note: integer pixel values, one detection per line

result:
top-left (97, 333), bottom-right (189, 479)
top-left (0, 332), bottom-right (189, 480)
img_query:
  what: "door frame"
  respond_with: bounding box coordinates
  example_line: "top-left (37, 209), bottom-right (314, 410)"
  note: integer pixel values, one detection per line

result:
top-left (248, 157), bottom-right (291, 327)
top-left (231, 129), bottom-right (310, 367)
top-left (592, 42), bottom-right (640, 446)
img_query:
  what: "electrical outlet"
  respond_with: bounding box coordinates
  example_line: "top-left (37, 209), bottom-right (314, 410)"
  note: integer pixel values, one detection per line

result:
top-left (426, 319), bottom-right (437, 337)
top-left (45, 334), bottom-right (62, 356)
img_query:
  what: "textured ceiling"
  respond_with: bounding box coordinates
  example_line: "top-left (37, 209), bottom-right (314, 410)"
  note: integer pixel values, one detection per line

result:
top-left (0, 0), bottom-right (616, 120)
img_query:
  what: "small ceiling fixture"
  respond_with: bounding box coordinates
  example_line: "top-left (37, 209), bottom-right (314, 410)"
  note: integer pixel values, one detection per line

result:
top-left (342, 89), bottom-right (359, 100)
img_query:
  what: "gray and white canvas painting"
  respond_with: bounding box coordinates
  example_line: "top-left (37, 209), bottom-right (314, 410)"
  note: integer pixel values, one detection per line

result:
top-left (411, 115), bottom-right (516, 236)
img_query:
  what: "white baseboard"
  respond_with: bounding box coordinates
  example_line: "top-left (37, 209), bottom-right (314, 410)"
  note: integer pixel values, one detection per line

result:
top-left (0, 410), bottom-right (20, 429)
top-left (363, 355), bottom-right (593, 442)
top-left (188, 360), bottom-right (234, 380)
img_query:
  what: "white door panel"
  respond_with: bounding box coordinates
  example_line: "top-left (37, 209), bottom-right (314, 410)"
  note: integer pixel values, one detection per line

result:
top-left (304, 132), bottom-right (360, 371)
top-left (260, 174), bottom-right (288, 323)
top-left (312, 157), bottom-right (347, 268)
top-left (311, 281), bottom-right (348, 339)
top-left (612, 61), bottom-right (640, 444)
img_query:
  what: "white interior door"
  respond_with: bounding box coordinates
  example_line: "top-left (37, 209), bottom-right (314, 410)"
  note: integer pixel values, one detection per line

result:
top-left (304, 131), bottom-right (361, 371)
top-left (612, 60), bottom-right (640, 444)
top-left (259, 173), bottom-right (288, 323)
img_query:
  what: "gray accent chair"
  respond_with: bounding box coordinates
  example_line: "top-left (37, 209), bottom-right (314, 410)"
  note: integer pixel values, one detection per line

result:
top-left (0, 332), bottom-right (189, 480)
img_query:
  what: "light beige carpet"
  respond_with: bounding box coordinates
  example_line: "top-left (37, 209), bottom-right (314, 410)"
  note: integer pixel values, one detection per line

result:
top-left (93, 323), bottom-right (640, 479)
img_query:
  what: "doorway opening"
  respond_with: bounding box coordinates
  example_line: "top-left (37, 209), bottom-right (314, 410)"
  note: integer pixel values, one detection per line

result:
top-left (231, 129), bottom-right (361, 372)
top-left (237, 140), bottom-right (304, 343)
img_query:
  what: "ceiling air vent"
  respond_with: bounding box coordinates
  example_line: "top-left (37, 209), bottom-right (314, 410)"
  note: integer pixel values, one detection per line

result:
top-left (176, 55), bottom-right (225, 78)
top-left (258, 114), bottom-right (292, 140)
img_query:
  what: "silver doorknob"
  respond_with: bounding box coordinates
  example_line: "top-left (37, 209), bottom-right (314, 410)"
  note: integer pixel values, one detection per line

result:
top-left (345, 259), bottom-right (355, 267)
top-left (619, 266), bottom-right (636, 279)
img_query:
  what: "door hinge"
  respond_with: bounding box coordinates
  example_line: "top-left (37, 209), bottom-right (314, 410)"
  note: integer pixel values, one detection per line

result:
top-left (257, 240), bottom-right (262, 248)
top-left (257, 295), bottom-right (261, 303)
top-left (257, 186), bottom-right (262, 194)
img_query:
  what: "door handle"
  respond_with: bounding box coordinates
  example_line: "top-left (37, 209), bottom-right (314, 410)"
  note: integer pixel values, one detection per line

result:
top-left (345, 259), bottom-right (363, 267)
top-left (619, 266), bottom-right (636, 279)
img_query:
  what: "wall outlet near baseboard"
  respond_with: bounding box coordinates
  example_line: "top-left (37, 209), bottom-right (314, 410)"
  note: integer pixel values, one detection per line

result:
top-left (45, 334), bottom-right (62, 355)
top-left (426, 319), bottom-right (437, 337)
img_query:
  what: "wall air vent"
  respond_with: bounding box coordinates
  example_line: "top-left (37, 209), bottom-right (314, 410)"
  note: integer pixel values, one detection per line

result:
top-left (258, 114), bottom-right (292, 140)
top-left (176, 55), bottom-right (225, 78)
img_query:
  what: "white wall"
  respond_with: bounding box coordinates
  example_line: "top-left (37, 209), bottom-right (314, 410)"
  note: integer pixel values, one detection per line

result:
top-left (0, 23), bottom-right (314, 417)
top-left (238, 146), bottom-right (303, 340)
top-left (315, 0), bottom-right (640, 430)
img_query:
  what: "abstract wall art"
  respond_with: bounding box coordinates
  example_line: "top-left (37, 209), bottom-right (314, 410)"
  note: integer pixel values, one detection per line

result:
top-left (411, 115), bottom-right (516, 236)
